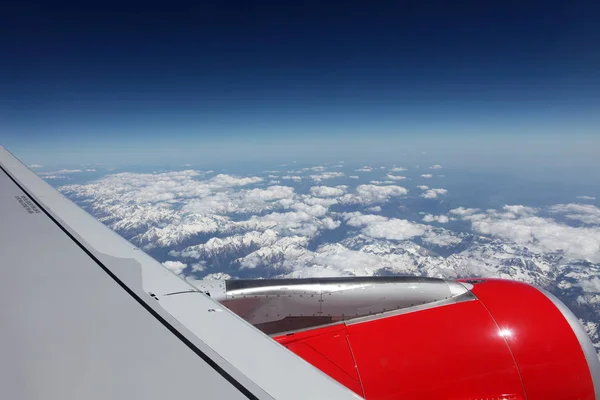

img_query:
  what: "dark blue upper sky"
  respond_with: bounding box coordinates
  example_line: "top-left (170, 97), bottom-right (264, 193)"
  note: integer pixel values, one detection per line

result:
top-left (1, 1), bottom-right (599, 165)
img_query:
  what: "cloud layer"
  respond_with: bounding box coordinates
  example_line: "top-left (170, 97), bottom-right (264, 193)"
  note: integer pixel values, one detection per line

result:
top-left (454, 205), bottom-right (600, 263)
top-left (55, 165), bottom-right (600, 357)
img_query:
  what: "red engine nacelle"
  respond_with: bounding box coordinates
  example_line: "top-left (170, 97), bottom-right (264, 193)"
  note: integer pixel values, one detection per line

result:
top-left (275, 279), bottom-right (600, 399)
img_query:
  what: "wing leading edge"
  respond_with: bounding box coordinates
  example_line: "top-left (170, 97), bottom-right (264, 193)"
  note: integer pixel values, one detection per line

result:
top-left (0, 146), bottom-right (361, 400)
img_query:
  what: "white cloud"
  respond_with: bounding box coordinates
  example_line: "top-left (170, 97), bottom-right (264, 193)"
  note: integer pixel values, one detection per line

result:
top-left (216, 196), bottom-right (339, 239)
top-left (340, 184), bottom-right (408, 205)
top-left (356, 184), bottom-right (408, 200)
top-left (421, 231), bottom-right (462, 247)
top-left (416, 185), bottom-right (429, 190)
top-left (66, 170), bottom-right (263, 205)
top-left (420, 174), bottom-right (433, 178)
top-left (549, 203), bottom-right (600, 225)
top-left (420, 188), bottom-right (448, 199)
top-left (241, 208), bottom-right (330, 238)
top-left (29, 164), bottom-right (43, 169)
top-left (422, 214), bottom-right (449, 223)
top-left (449, 207), bottom-right (480, 217)
top-left (577, 196), bottom-right (596, 201)
top-left (356, 166), bottom-right (373, 172)
top-left (39, 169), bottom-right (83, 176)
top-left (191, 262), bottom-right (206, 272)
top-left (349, 175), bottom-right (359, 179)
top-left (390, 167), bottom-right (407, 172)
top-left (363, 219), bottom-right (427, 240)
top-left (310, 185), bottom-right (345, 197)
top-left (321, 217), bottom-right (341, 230)
top-left (245, 186), bottom-right (295, 201)
top-left (281, 175), bottom-right (302, 181)
top-left (344, 212), bottom-right (427, 240)
top-left (269, 180), bottom-right (281, 184)
top-left (501, 205), bottom-right (537, 216)
top-left (303, 196), bottom-right (339, 207)
top-left (579, 277), bottom-right (600, 293)
top-left (181, 186), bottom-right (295, 215)
top-left (310, 172), bottom-right (344, 182)
top-left (386, 174), bottom-right (407, 180)
top-left (58, 170), bottom-right (406, 265)
top-left (429, 165), bottom-right (443, 169)
top-left (162, 261), bottom-right (187, 275)
top-left (314, 250), bottom-right (384, 273)
top-left (291, 202), bottom-right (328, 217)
top-left (59, 171), bottom-right (280, 248)
top-left (277, 239), bottom-right (462, 279)
top-left (454, 205), bottom-right (600, 263)
top-left (366, 206), bottom-right (382, 212)
top-left (344, 212), bottom-right (388, 227)
top-left (209, 174), bottom-right (263, 187)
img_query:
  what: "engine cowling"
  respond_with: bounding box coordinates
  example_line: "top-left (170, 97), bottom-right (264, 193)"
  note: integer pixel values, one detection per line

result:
top-left (273, 279), bottom-right (600, 399)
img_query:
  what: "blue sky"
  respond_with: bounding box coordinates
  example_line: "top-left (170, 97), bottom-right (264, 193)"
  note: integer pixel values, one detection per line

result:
top-left (1, 1), bottom-right (599, 166)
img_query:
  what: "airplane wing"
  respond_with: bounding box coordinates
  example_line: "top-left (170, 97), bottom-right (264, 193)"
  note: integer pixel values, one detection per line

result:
top-left (0, 145), bottom-right (362, 400)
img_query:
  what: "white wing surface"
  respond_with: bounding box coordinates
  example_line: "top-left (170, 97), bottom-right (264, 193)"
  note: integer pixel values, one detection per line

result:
top-left (0, 146), bottom-right (361, 400)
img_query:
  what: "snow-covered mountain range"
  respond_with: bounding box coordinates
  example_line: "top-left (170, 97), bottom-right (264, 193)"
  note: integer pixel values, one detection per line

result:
top-left (52, 164), bottom-right (600, 356)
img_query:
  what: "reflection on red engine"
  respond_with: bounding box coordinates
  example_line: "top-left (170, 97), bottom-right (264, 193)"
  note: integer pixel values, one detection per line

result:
top-left (275, 279), bottom-right (598, 400)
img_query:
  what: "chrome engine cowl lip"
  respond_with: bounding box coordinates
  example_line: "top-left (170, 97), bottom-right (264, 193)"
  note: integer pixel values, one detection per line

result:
top-left (217, 276), bottom-right (477, 335)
